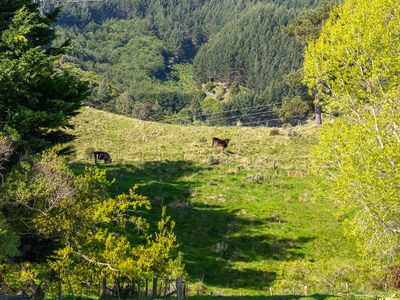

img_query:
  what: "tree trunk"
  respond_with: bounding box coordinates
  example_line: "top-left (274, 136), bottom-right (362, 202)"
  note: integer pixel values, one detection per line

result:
top-left (315, 94), bottom-right (322, 125)
top-left (176, 277), bottom-right (183, 300)
top-left (152, 278), bottom-right (157, 299)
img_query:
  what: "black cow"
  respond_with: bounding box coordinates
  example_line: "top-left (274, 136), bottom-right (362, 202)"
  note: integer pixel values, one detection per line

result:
top-left (93, 151), bottom-right (112, 164)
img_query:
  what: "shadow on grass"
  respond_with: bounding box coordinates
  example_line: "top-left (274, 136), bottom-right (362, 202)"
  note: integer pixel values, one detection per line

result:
top-left (69, 161), bottom-right (315, 290)
top-left (70, 160), bottom-right (202, 199)
top-left (188, 296), bottom-right (359, 300)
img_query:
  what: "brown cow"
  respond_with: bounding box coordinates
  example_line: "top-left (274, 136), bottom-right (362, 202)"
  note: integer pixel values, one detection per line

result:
top-left (212, 137), bottom-right (230, 151)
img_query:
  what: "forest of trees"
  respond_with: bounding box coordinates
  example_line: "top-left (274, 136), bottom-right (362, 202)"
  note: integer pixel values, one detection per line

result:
top-left (43, 0), bottom-right (321, 124)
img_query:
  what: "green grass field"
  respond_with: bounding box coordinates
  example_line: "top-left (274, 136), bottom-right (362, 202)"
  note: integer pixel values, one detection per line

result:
top-left (68, 108), bottom-right (373, 297)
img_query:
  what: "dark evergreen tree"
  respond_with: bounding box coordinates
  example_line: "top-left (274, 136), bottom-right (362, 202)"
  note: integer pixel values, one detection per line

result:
top-left (0, 0), bottom-right (88, 156)
top-left (0, 0), bottom-right (88, 265)
top-left (193, 3), bottom-right (304, 112)
top-left (283, 0), bottom-right (340, 124)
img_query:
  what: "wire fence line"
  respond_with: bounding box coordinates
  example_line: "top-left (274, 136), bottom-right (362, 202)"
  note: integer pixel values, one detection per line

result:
top-left (167, 115), bottom-right (305, 127)
top-left (153, 107), bottom-right (308, 126)
top-left (160, 110), bottom-right (276, 124)
top-left (154, 104), bottom-right (275, 123)
top-left (39, 0), bottom-right (106, 3)
top-left (152, 112), bottom-right (306, 127)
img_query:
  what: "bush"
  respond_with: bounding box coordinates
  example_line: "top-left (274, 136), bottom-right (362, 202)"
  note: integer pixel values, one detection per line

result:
top-left (229, 82), bottom-right (240, 95)
top-left (1, 150), bottom-right (181, 298)
top-left (278, 96), bottom-right (312, 124)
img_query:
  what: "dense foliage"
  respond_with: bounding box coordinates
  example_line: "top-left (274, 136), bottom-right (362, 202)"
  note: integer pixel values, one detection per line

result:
top-left (305, 0), bottom-right (400, 265)
top-left (0, 0), bottom-right (88, 273)
top-left (49, 0), bottom-right (319, 123)
top-left (0, 2), bottom-right (181, 297)
top-left (281, 0), bottom-right (340, 124)
top-left (194, 4), bottom-right (301, 94)
top-left (0, 2), bottom-right (87, 155)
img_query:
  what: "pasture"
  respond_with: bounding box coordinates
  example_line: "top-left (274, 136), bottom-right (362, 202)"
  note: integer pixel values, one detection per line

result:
top-left (68, 108), bottom-right (372, 296)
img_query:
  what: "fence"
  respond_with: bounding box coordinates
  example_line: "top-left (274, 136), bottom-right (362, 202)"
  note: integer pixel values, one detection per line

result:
top-left (53, 277), bottom-right (188, 300)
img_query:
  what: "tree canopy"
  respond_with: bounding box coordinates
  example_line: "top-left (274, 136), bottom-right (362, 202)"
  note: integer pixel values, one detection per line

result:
top-left (304, 0), bottom-right (400, 263)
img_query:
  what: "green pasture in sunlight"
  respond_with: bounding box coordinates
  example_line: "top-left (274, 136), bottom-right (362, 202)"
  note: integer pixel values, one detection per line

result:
top-left (67, 108), bottom-right (372, 296)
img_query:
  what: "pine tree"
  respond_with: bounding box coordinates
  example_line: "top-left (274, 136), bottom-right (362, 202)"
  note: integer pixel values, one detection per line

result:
top-left (0, 0), bottom-right (88, 157)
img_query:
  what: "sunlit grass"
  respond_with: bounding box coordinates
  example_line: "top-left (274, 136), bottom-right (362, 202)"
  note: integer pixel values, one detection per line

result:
top-left (68, 108), bottom-right (366, 296)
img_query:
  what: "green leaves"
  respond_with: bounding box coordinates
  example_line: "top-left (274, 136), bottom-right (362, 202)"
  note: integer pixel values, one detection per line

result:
top-left (1, 148), bottom-right (180, 292)
top-left (305, 0), bottom-right (400, 264)
top-left (304, 0), bottom-right (400, 111)
top-left (1, 7), bottom-right (44, 53)
top-left (0, 215), bottom-right (19, 260)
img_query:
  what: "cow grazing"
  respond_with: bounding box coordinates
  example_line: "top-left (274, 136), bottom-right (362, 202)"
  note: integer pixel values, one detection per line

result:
top-left (212, 137), bottom-right (230, 151)
top-left (93, 151), bottom-right (112, 164)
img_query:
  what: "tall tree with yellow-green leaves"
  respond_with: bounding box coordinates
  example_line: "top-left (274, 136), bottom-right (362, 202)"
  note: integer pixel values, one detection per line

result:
top-left (304, 0), bottom-right (400, 266)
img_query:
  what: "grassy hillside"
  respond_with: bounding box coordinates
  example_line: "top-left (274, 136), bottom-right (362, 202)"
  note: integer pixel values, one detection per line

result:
top-left (68, 108), bottom-right (368, 296)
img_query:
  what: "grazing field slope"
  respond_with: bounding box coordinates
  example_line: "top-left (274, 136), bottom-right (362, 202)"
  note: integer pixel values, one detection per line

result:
top-left (68, 108), bottom-right (364, 296)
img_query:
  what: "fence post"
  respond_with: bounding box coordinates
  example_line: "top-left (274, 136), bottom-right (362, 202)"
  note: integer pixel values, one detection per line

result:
top-left (137, 280), bottom-right (141, 300)
top-left (116, 278), bottom-right (121, 300)
top-left (58, 279), bottom-right (62, 300)
top-left (164, 278), bottom-right (168, 298)
top-left (176, 277), bottom-right (183, 300)
top-left (102, 278), bottom-right (108, 297)
top-left (184, 282), bottom-right (188, 299)
top-left (152, 278), bottom-right (157, 299)
top-left (145, 279), bottom-right (148, 297)
top-left (304, 285), bottom-right (308, 296)
top-left (132, 279), bottom-right (136, 299)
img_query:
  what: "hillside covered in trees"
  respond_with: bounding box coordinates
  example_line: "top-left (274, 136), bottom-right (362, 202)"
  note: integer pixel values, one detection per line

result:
top-left (47, 0), bottom-right (319, 124)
